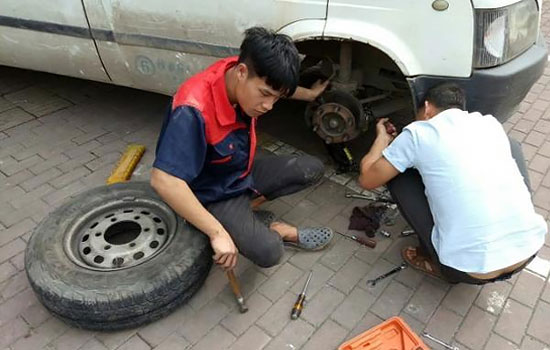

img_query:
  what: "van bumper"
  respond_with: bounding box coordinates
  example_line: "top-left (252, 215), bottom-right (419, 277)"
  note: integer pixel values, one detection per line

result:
top-left (407, 34), bottom-right (548, 122)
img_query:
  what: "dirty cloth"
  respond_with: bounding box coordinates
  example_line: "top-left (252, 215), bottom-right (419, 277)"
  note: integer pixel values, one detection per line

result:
top-left (348, 204), bottom-right (388, 237)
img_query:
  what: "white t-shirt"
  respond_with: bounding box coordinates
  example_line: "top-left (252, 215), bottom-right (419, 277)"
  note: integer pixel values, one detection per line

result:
top-left (382, 108), bottom-right (547, 273)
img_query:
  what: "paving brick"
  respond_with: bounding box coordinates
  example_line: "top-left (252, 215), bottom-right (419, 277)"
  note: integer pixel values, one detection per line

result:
top-left (404, 278), bottom-right (448, 323)
top-left (263, 319), bottom-right (315, 350)
top-left (526, 247), bottom-right (550, 278)
top-left (42, 180), bottom-right (87, 206)
top-left (29, 153), bottom-right (69, 175)
top-left (353, 236), bottom-right (393, 266)
top-left (84, 152), bottom-right (121, 172)
top-left (305, 180), bottom-right (349, 207)
top-left (529, 170), bottom-right (544, 191)
top-left (20, 301), bottom-right (52, 328)
top-left (0, 317), bottom-right (29, 348)
top-left (138, 304), bottom-right (195, 347)
top-left (0, 185), bottom-right (25, 203)
top-left (523, 143), bottom-right (540, 162)
top-left (72, 127), bottom-right (109, 145)
top-left (539, 142), bottom-right (550, 158)
top-left (289, 263), bottom-right (334, 298)
top-left (521, 335), bottom-right (550, 350)
top-left (0, 218), bottom-right (34, 247)
top-left (227, 325), bottom-right (271, 350)
top-left (0, 108), bottom-right (34, 132)
top-left (221, 292), bottom-right (272, 336)
top-left (528, 301), bottom-right (550, 345)
top-left (532, 99), bottom-right (550, 111)
top-left (510, 270), bottom-right (546, 307)
top-left (0, 262), bottom-right (16, 284)
top-left (153, 332), bottom-right (190, 350)
top-left (256, 292), bottom-right (299, 337)
top-left (475, 281), bottom-right (513, 315)
top-left (526, 131), bottom-right (548, 148)
top-left (288, 248), bottom-right (325, 270)
top-left (19, 167), bottom-right (62, 191)
top-left (116, 335), bottom-right (151, 350)
top-left (425, 306), bottom-right (463, 345)
top-left (10, 183), bottom-right (54, 209)
top-left (509, 130), bottom-right (527, 143)
top-left (280, 199), bottom-right (318, 226)
top-left (0, 200), bottom-right (50, 227)
top-left (533, 186), bottom-right (550, 210)
top-left (0, 239), bottom-right (26, 264)
top-left (530, 155), bottom-right (550, 174)
top-left (347, 312), bottom-right (385, 340)
top-left (331, 287), bottom-right (376, 330)
top-left (495, 299), bottom-right (533, 345)
top-left (0, 155), bottom-right (42, 177)
top-left (456, 307), bottom-right (497, 350)
top-left (515, 120), bottom-right (536, 134)
top-left (0, 170), bottom-right (34, 188)
top-left (301, 319), bottom-right (348, 350)
top-left (308, 202), bottom-right (348, 226)
top-left (11, 316), bottom-right (68, 350)
top-left (179, 297), bottom-right (230, 344)
top-left (95, 330), bottom-right (137, 350)
top-left (1, 271), bottom-right (29, 299)
top-left (484, 333), bottom-right (520, 350)
top-left (302, 285), bottom-right (345, 327)
top-left (78, 338), bottom-right (109, 350)
top-left (258, 263), bottom-right (302, 302)
top-left (328, 257), bottom-right (369, 295)
top-left (49, 327), bottom-right (95, 350)
top-left (9, 252), bottom-right (25, 271)
top-left (189, 325), bottom-right (235, 350)
top-left (370, 281), bottom-right (414, 320)
top-left (4, 86), bottom-right (72, 117)
top-left (57, 151), bottom-right (97, 173)
top-left (63, 140), bottom-right (101, 159)
top-left (320, 236), bottom-right (358, 272)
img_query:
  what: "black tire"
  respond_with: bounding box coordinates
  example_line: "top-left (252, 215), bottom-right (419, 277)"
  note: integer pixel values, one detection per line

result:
top-left (24, 182), bottom-right (213, 331)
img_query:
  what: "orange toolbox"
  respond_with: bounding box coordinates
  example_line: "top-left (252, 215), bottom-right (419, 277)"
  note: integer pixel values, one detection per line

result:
top-left (339, 316), bottom-right (430, 350)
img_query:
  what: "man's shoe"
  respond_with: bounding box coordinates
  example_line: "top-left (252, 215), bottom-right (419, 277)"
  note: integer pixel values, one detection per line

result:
top-left (285, 227), bottom-right (333, 251)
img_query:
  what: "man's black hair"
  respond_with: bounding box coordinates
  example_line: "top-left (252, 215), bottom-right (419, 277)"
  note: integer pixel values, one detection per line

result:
top-left (238, 27), bottom-right (300, 97)
top-left (423, 83), bottom-right (466, 111)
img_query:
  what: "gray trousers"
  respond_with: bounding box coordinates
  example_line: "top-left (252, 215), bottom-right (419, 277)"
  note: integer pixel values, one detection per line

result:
top-left (207, 153), bottom-right (324, 267)
top-left (387, 137), bottom-right (532, 284)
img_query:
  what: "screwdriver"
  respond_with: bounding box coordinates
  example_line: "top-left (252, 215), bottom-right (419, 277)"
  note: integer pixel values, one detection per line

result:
top-left (291, 270), bottom-right (313, 320)
top-left (335, 231), bottom-right (377, 248)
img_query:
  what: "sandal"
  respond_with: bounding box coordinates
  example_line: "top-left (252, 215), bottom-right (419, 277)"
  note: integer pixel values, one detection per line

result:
top-left (401, 246), bottom-right (442, 279)
top-left (285, 227), bottom-right (334, 251)
top-left (254, 210), bottom-right (276, 227)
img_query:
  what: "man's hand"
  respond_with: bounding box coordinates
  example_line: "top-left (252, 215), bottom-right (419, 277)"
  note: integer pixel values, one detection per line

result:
top-left (308, 79), bottom-right (330, 101)
top-left (375, 118), bottom-right (397, 147)
top-left (210, 228), bottom-right (238, 270)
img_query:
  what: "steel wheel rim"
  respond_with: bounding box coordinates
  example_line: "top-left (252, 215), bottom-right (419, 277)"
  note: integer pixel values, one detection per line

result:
top-left (64, 197), bottom-right (177, 271)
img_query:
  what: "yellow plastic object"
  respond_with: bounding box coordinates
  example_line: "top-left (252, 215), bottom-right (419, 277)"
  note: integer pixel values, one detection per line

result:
top-left (106, 144), bottom-right (146, 185)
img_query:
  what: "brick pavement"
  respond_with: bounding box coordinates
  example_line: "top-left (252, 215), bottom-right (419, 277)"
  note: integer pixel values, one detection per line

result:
top-left (2, 12), bottom-right (550, 350)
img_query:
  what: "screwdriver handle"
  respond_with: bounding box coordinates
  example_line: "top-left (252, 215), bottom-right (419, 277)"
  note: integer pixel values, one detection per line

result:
top-left (291, 294), bottom-right (306, 320)
top-left (354, 235), bottom-right (377, 248)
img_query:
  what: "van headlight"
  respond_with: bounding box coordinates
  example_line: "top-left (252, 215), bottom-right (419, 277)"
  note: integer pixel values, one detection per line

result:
top-left (474, 0), bottom-right (539, 68)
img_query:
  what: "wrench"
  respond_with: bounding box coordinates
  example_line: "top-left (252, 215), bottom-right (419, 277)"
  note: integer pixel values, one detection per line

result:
top-left (345, 193), bottom-right (377, 201)
top-left (366, 262), bottom-right (407, 287)
top-left (421, 332), bottom-right (459, 350)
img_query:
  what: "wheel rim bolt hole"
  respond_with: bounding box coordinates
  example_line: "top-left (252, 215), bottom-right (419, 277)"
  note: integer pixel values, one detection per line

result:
top-left (83, 247), bottom-right (91, 255)
top-left (150, 241), bottom-right (159, 249)
top-left (95, 232), bottom-right (101, 237)
top-left (134, 216), bottom-right (140, 220)
top-left (110, 217), bottom-right (117, 222)
top-left (153, 217), bottom-right (161, 223)
top-left (82, 234), bottom-right (89, 242)
top-left (94, 256), bottom-right (104, 264)
top-left (144, 228), bottom-right (150, 232)
top-left (112, 257), bottom-right (124, 267)
top-left (157, 228), bottom-right (165, 235)
top-left (129, 242), bottom-right (136, 247)
top-left (134, 252), bottom-right (144, 260)
top-left (104, 245), bottom-right (111, 250)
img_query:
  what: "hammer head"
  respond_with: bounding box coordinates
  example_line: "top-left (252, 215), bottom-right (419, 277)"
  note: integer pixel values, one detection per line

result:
top-left (237, 297), bottom-right (249, 313)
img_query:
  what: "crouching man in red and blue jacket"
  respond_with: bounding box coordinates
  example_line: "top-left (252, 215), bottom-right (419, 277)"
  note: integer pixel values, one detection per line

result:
top-left (151, 27), bottom-right (334, 270)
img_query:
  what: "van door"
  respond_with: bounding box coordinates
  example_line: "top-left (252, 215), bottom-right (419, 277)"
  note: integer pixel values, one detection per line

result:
top-left (0, 0), bottom-right (110, 83)
top-left (82, 0), bottom-right (327, 95)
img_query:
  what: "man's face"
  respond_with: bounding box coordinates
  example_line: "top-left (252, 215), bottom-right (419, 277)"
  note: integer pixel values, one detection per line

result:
top-left (235, 64), bottom-right (283, 118)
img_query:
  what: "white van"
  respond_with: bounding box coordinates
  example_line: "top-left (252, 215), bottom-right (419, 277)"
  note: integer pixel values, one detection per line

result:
top-left (0, 0), bottom-right (546, 143)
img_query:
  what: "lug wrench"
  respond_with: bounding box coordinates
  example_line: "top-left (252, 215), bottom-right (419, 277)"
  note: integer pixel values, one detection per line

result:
top-left (366, 262), bottom-right (407, 287)
top-left (227, 270), bottom-right (248, 313)
top-left (421, 332), bottom-right (459, 350)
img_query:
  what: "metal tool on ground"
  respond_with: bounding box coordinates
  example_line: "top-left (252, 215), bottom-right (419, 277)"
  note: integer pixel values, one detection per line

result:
top-left (378, 229), bottom-right (391, 238)
top-left (401, 229), bottom-right (416, 237)
top-left (227, 270), bottom-right (248, 313)
top-left (291, 270), bottom-right (313, 320)
top-left (366, 262), bottom-right (407, 287)
top-left (336, 231), bottom-right (376, 248)
top-left (345, 192), bottom-right (377, 201)
top-left (421, 332), bottom-right (459, 350)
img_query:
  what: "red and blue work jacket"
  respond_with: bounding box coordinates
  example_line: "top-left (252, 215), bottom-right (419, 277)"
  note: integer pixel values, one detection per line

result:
top-left (153, 56), bottom-right (257, 204)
